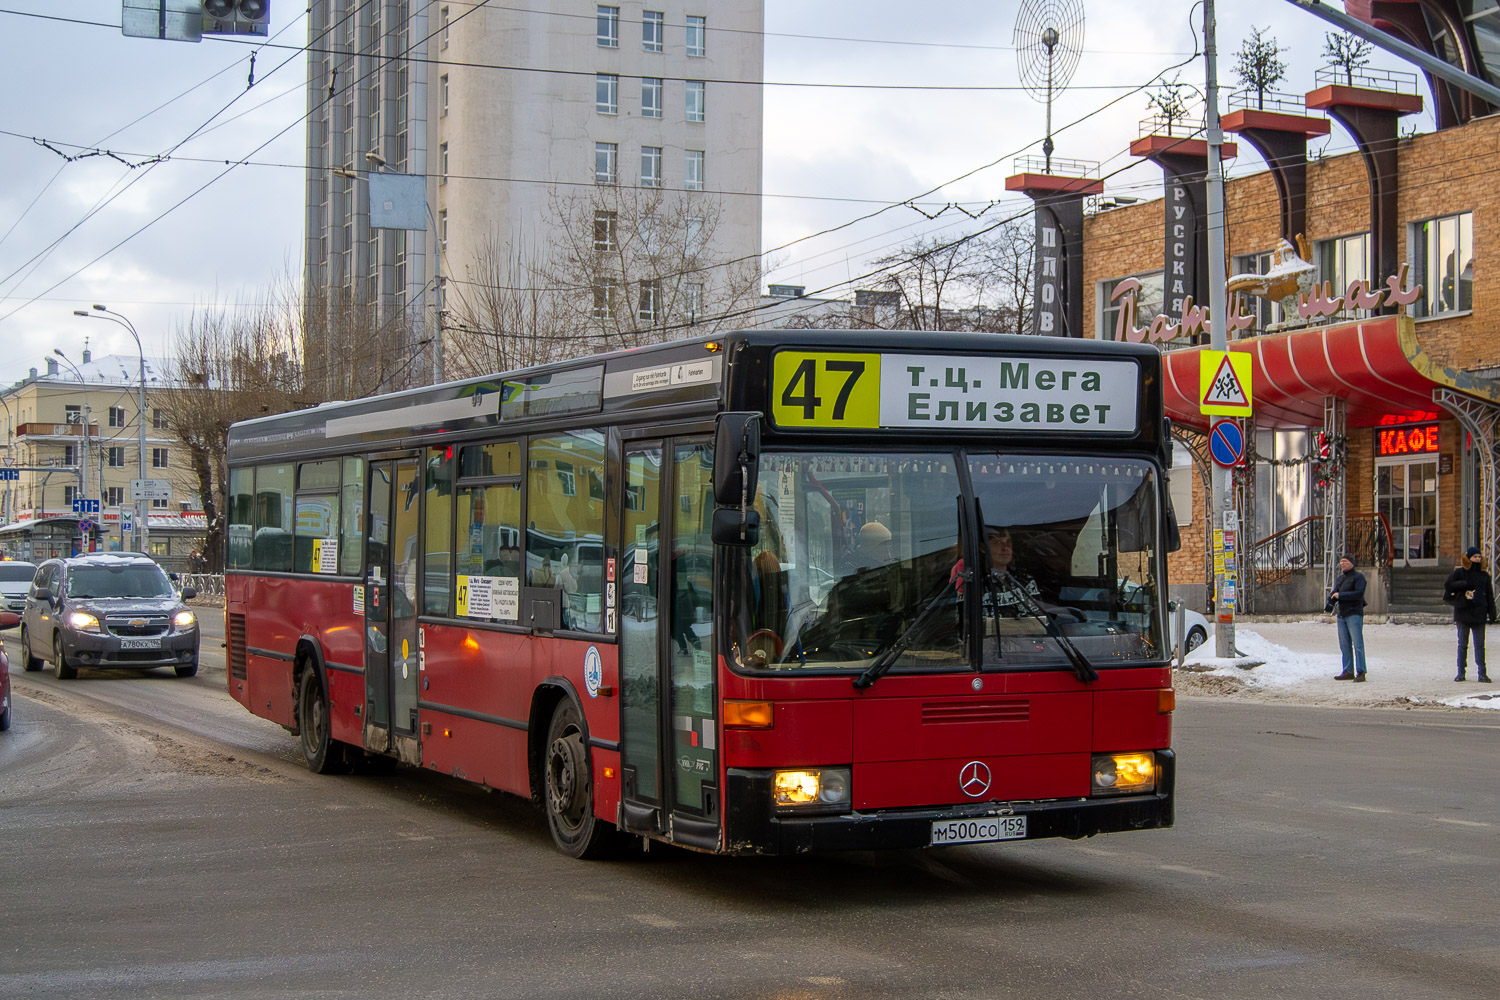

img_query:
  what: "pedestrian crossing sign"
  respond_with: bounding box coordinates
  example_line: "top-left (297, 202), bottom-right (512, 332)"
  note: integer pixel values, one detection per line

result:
top-left (1200, 350), bottom-right (1253, 416)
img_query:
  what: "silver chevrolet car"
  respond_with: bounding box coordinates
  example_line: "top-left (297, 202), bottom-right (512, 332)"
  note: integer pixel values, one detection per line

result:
top-left (20, 553), bottom-right (199, 679)
top-left (0, 560), bottom-right (35, 615)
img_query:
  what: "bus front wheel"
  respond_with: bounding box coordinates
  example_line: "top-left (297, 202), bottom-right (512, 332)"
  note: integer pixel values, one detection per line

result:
top-left (544, 700), bottom-right (616, 859)
top-left (297, 669), bottom-right (351, 775)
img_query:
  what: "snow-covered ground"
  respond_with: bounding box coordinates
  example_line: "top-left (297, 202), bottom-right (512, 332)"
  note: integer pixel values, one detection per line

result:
top-left (1178, 621), bottom-right (1500, 711)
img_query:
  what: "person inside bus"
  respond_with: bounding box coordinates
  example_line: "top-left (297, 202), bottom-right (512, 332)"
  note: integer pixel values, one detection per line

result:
top-left (555, 552), bottom-right (580, 629)
top-left (857, 521), bottom-right (894, 569)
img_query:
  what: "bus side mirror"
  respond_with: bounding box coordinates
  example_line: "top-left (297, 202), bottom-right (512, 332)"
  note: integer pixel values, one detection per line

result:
top-left (713, 412), bottom-right (761, 507)
top-left (712, 507), bottom-right (760, 546)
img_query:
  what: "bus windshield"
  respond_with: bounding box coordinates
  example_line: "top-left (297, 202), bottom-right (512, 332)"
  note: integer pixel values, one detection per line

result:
top-left (729, 451), bottom-right (1165, 672)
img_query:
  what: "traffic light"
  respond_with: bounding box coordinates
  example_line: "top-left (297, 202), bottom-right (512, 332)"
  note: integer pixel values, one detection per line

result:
top-left (203, 0), bottom-right (269, 37)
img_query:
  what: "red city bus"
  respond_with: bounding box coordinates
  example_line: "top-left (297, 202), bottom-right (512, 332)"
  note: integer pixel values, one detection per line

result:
top-left (225, 330), bottom-right (1177, 857)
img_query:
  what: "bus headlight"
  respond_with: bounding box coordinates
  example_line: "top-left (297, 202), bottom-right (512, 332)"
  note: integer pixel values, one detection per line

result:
top-left (772, 767), bottom-right (851, 812)
top-left (67, 611), bottom-right (101, 632)
top-left (1091, 752), bottom-right (1157, 796)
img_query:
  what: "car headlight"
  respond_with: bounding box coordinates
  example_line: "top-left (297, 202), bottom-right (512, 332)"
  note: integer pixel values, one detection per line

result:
top-left (772, 767), bottom-right (851, 813)
top-left (67, 611), bottom-right (101, 632)
top-left (174, 610), bottom-right (196, 628)
top-left (1091, 752), bottom-right (1157, 796)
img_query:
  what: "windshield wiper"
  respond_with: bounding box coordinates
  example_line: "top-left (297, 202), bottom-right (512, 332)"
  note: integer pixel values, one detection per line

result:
top-left (853, 575), bottom-right (958, 690)
top-left (992, 570), bottom-right (1099, 684)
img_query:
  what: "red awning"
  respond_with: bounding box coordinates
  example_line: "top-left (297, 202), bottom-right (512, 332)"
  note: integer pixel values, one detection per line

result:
top-left (1161, 316), bottom-right (1500, 429)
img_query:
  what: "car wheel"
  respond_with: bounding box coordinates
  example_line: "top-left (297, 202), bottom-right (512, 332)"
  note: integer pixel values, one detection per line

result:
top-left (53, 635), bottom-right (77, 680)
top-left (296, 668), bottom-right (351, 775)
top-left (0, 700), bottom-right (10, 732)
top-left (1185, 626), bottom-right (1208, 652)
top-left (543, 699), bottom-right (620, 859)
top-left (20, 626), bottom-right (43, 671)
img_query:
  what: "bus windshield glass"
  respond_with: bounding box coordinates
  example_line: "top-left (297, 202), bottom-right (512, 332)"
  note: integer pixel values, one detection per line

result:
top-left (729, 452), bottom-right (1165, 672)
top-left (732, 451), bottom-right (963, 670)
top-left (969, 456), bottom-right (1163, 668)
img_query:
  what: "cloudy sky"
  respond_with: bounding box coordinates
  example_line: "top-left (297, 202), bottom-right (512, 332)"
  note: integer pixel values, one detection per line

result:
top-left (0, 1), bottom-right (1428, 388)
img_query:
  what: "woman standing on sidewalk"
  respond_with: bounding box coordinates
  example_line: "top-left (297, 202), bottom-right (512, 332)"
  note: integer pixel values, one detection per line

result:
top-left (1444, 546), bottom-right (1496, 683)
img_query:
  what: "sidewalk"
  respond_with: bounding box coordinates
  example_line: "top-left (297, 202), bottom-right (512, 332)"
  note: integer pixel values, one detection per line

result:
top-left (1177, 620), bottom-right (1500, 711)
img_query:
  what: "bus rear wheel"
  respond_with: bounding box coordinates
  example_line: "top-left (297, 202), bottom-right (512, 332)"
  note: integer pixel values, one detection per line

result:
top-left (543, 700), bottom-right (617, 859)
top-left (297, 669), bottom-right (350, 775)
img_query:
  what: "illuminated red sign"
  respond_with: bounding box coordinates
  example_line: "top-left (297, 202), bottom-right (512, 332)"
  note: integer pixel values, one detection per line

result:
top-left (1377, 423), bottom-right (1439, 457)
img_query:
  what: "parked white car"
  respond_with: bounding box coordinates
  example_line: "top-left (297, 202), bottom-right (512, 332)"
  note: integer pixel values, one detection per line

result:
top-left (1171, 603), bottom-right (1212, 653)
top-left (0, 561), bottom-right (37, 615)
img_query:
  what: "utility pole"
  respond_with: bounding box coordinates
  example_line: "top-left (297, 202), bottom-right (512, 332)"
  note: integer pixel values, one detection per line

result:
top-left (1204, 0), bottom-right (1237, 657)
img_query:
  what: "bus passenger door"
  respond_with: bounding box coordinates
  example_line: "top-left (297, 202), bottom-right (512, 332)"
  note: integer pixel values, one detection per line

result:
top-left (365, 457), bottom-right (423, 763)
top-left (618, 439), bottom-right (719, 847)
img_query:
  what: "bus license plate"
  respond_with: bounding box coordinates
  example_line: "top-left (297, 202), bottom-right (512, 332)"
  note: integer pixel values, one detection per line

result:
top-left (930, 816), bottom-right (1026, 846)
top-left (120, 638), bottom-right (160, 650)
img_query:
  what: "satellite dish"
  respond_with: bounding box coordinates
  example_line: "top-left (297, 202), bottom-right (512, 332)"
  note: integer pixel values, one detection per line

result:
top-left (1013, 0), bottom-right (1086, 173)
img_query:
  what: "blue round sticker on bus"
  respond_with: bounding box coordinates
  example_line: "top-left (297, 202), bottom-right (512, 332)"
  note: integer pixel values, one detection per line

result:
top-left (584, 645), bottom-right (603, 698)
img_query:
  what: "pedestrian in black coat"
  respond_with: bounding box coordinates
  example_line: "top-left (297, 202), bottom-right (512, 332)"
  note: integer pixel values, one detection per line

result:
top-left (1444, 546), bottom-right (1496, 683)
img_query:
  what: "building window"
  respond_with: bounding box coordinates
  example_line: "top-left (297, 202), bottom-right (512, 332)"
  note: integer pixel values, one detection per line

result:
top-left (593, 280), bottom-right (616, 319)
top-left (63, 445), bottom-right (77, 467)
top-left (438, 209), bottom-right (447, 253)
top-left (594, 210), bottom-right (617, 251)
top-left (597, 5), bottom-right (618, 47)
top-left (1314, 232), bottom-right (1371, 319)
top-left (64, 485), bottom-right (77, 506)
top-left (439, 141), bottom-right (449, 184)
top-left (152, 407), bottom-right (168, 429)
top-left (595, 142), bottom-right (618, 184)
top-left (153, 497), bottom-right (169, 509)
top-left (684, 149), bottom-right (704, 190)
top-left (686, 15), bottom-right (705, 57)
top-left (109, 406), bottom-right (126, 428)
top-left (65, 404), bottom-right (82, 425)
top-left (108, 446), bottom-right (125, 468)
top-left (643, 10), bottom-right (663, 51)
top-left (1099, 272), bottom-right (1164, 341)
top-left (1412, 212), bottom-right (1473, 317)
top-left (641, 77), bottom-right (662, 118)
top-left (440, 74), bottom-right (449, 116)
top-left (105, 486), bottom-right (124, 507)
top-left (685, 281), bottom-right (704, 319)
top-left (440, 5), bottom-right (450, 49)
top-left (685, 80), bottom-right (705, 122)
top-left (686, 216), bottom-right (704, 253)
top-left (641, 145), bottom-right (662, 187)
top-left (596, 73), bottom-right (618, 115)
top-left (1231, 250), bottom-right (1288, 333)
top-left (638, 280), bottom-right (661, 323)
top-left (152, 448), bottom-right (169, 469)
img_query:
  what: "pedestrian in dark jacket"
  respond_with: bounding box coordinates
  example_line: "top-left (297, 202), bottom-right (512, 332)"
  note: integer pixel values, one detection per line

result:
top-left (1444, 546), bottom-right (1496, 683)
top-left (1327, 553), bottom-right (1368, 681)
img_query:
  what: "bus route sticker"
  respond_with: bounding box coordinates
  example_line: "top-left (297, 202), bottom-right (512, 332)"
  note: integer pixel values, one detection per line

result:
top-left (584, 645), bottom-right (603, 698)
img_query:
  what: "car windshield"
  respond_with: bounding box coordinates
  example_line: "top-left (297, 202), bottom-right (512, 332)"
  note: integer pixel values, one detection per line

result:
top-left (727, 451), bottom-right (963, 670)
top-left (727, 451), bottom-right (1166, 673)
top-left (66, 564), bottom-right (175, 599)
top-left (970, 455), bottom-right (1163, 667)
top-left (0, 564), bottom-right (36, 584)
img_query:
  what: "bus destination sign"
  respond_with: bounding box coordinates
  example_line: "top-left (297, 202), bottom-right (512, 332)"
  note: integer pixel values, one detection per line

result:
top-left (771, 351), bottom-right (1139, 433)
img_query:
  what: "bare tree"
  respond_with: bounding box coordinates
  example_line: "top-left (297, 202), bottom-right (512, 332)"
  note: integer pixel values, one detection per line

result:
top-left (1323, 31), bottom-right (1373, 87)
top-left (444, 234), bottom-right (571, 376)
top-left (1146, 75), bottom-right (1195, 136)
top-left (1234, 25), bottom-right (1288, 109)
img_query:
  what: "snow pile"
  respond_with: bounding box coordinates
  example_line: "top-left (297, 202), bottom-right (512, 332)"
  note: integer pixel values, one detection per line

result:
top-left (1182, 628), bottom-right (1342, 688)
top-left (1444, 692), bottom-right (1500, 711)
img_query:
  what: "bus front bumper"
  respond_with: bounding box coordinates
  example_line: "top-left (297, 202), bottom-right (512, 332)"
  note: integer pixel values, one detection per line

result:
top-left (723, 749), bottom-right (1174, 856)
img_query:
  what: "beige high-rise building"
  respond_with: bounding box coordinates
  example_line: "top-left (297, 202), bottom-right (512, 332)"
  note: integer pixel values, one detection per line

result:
top-left (303, 2), bottom-right (764, 390)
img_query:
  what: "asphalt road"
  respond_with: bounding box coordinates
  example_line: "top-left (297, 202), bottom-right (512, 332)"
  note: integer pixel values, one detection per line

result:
top-left (1, 620), bottom-right (1496, 999)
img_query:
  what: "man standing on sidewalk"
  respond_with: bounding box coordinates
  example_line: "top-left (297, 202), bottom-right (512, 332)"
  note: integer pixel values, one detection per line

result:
top-left (1444, 546), bottom-right (1495, 683)
top-left (1327, 554), bottom-right (1368, 681)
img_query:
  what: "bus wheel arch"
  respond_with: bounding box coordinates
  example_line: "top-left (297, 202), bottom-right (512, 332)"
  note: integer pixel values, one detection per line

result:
top-left (294, 641), bottom-right (351, 775)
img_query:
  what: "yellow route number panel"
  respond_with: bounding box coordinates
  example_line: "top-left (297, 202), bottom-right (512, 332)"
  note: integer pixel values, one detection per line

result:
top-left (771, 352), bottom-right (881, 428)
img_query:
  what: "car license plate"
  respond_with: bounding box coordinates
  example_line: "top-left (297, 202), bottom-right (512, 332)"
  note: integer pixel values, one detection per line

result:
top-left (930, 815), bottom-right (1027, 846)
top-left (120, 638), bottom-right (160, 650)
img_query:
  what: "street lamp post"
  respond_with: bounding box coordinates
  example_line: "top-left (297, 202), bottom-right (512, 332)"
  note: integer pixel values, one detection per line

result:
top-left (73, 306), bottom-right (150, 554)
top-left (51, 350), bottom-right (92, 551)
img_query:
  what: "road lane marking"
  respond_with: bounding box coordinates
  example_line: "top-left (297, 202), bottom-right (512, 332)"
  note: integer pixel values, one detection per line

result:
top-left (1158, 864), bottom-right (1221, 877)
top-left (1434, 817), bottom-right (1490, 828)
top-left (631, 914), bottom-right (680, 928)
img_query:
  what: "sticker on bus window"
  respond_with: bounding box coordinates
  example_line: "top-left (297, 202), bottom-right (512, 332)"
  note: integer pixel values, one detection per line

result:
top-left (353, 585), bottom-right (365, 615)
top-left (584, 646), bottom-right (603, 698)
top-left (634, 549), bottom-right (649, 584)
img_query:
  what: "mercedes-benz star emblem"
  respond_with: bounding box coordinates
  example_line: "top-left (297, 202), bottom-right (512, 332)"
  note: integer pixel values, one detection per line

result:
top-left (959, 760), bottom-right (992, 798)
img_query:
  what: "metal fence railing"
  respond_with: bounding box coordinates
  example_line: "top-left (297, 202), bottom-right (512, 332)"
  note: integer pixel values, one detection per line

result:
top-left (180, 573), bottom-right (225, 600)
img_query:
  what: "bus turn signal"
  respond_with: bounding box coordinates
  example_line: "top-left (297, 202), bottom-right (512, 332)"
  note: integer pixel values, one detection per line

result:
top-left (724, 700), bottom-right (773, 729)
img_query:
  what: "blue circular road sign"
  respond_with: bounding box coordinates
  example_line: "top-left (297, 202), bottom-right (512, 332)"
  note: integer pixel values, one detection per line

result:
top-left (1210, 419), bottom-right (1245, 468)
top-left (78, 519), bottom-right (94, 533)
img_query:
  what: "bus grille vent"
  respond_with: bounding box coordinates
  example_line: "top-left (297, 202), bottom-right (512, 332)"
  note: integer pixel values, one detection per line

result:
top-left (922, 700), bottom-right (1029, 724)
top-left (228, 612), bottom-right (248, 680)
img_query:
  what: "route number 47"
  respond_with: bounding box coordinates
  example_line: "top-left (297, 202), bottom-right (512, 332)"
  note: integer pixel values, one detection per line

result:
top-left (771, 352), bottom-right (881, 428)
